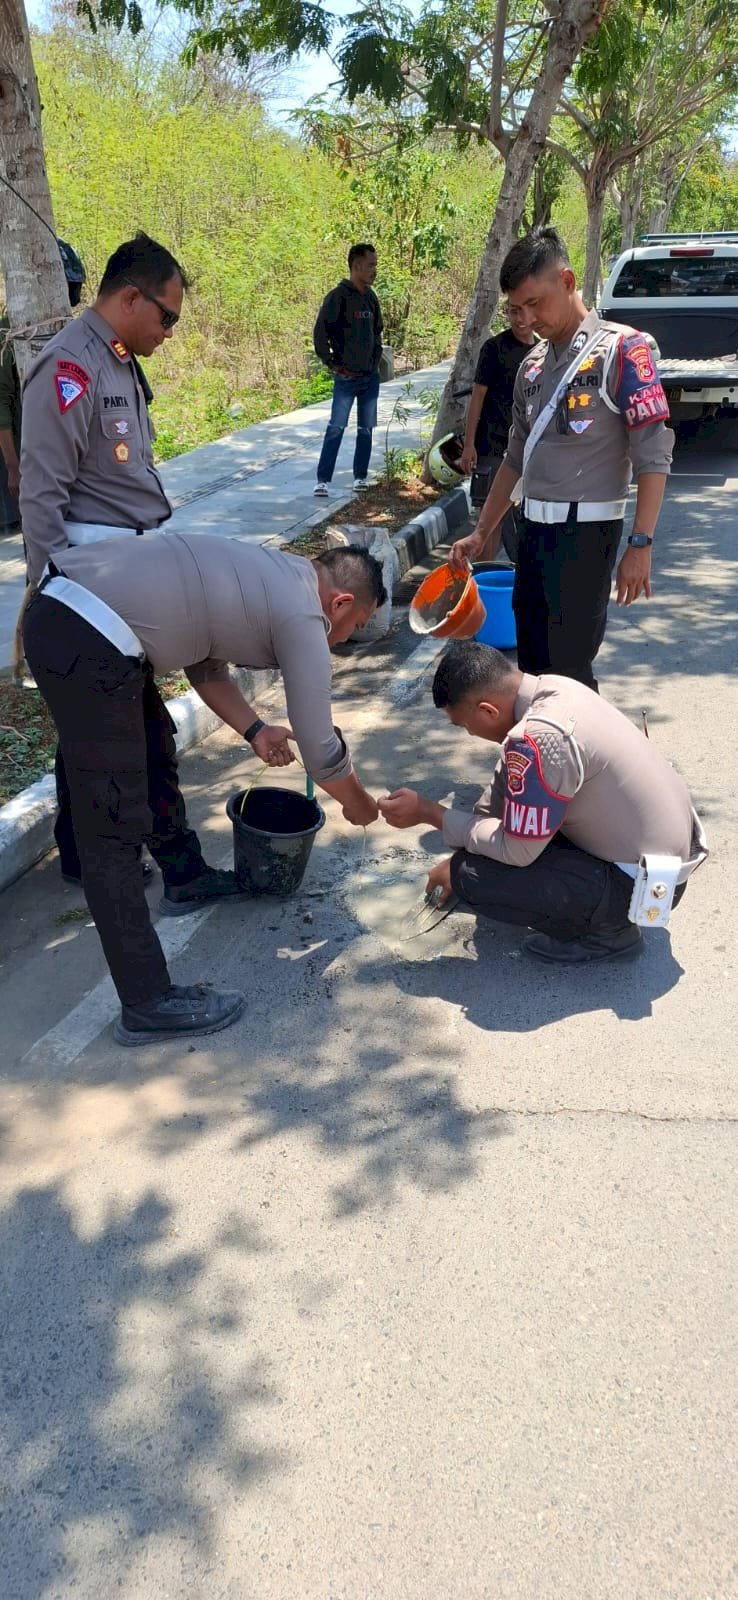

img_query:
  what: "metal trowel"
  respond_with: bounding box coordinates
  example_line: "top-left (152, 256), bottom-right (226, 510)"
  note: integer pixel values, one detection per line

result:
top-left (398, 883), bottom-right (460, 942)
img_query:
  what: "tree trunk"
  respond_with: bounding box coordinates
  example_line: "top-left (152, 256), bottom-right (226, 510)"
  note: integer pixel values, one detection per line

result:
top-left (430, 0), bottom-right (603, 448)
top-left (645, 137), bottom-right (709, 237)
top-left (0, 0), bottom-right (69, 381)
top-left (615, 160), bottom-right (646, 251)
top-left (582, 160), bottom-right (609, 304)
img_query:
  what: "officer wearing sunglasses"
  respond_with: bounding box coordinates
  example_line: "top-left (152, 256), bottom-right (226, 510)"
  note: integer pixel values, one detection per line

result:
top-left (18, 232), bottom-right (240, 915)
top-left (20, 230), bottom-right (183, 587)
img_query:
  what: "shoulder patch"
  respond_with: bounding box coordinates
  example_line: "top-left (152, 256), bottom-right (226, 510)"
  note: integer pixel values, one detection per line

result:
top-left (110, 337), bottom-right (130, 361)
top-left (616, 334), bottom-right (670, 429)
top-left (54, 359), bottom-right (90, 414)
top-left (502, 734), bottom-right (568, 841)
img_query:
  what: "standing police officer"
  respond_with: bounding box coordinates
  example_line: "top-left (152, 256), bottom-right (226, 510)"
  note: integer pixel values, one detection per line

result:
top-left (20, 232), bottom-right (238, 910)
top-left (451, 228), bottom-right (674, 691)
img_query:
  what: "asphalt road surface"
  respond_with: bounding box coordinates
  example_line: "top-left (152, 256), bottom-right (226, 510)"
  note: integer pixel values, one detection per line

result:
top-left (1, 417), bottom-right (736, 1600)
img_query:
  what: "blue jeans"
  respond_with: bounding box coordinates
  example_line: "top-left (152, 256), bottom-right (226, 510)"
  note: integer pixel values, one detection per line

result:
top-left (316, 371), bottom-right (380, 483)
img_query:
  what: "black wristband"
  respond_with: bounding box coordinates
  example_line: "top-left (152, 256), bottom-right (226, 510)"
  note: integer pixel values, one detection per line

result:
top-left (243, 718), bottom-right (265, 744)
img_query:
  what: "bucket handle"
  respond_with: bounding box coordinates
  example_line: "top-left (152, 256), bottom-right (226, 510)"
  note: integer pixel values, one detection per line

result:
top-left (239, 748), bottom-right (315, 816)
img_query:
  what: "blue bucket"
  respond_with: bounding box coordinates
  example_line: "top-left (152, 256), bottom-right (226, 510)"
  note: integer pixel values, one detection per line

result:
top-left (473, 566), bottom-right (517, 650)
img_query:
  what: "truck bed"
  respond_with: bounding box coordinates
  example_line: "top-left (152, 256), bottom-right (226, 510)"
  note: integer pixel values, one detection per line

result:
top-left (657, 357), bottom-right (738, 386)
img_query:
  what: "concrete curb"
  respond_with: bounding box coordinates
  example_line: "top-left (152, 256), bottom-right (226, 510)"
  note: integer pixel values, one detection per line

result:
top-left (0, 666), bottom-right (278, 895)
top-left (390, 484), bottom-right (470, 576)
top-left (0, 485), bottom-right (468, 894)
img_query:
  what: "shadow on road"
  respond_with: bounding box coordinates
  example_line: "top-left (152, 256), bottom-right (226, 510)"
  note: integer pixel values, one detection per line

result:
top-left (0, 1185), bottom-right (282, 1599)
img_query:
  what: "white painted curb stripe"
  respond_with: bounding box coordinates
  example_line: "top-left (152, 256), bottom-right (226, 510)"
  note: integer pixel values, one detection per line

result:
top-left (22, 904), bottom-right (216, 1068)
top-left (389, 635), bottom-right (449, 705)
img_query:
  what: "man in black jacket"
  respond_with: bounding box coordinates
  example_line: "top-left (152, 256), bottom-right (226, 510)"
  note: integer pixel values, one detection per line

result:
top-left (313, 243), bottom-right (383, 496)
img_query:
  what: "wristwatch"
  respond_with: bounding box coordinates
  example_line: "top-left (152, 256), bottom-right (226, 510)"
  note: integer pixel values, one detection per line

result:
top-left (243, 717), bottom-right (265, 744)
top-left (627, 533), bottom-right (653, 548)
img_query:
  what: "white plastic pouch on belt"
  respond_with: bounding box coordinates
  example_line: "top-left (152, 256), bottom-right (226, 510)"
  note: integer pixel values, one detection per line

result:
top-left (64, 521), bottom-right (144, 544)
top-left (627, 855), bottom-right (682, 928)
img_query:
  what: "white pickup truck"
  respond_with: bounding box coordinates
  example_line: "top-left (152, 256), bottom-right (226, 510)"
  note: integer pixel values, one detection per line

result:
top-left (599, 232), bottom-right (738, 422)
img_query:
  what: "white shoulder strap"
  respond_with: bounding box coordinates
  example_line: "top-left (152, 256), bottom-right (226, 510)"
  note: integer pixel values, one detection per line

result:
top-left (520, 325), bottom-right (604, 483)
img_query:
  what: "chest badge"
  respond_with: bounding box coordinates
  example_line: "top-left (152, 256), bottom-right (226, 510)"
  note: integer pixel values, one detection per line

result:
top-left (113, 419), bottom-right (129, 434)
top-left (114, 442), bottom-right (130, 462)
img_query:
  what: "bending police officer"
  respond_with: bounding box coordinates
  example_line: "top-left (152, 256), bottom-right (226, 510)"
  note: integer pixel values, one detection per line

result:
top-left (23, 536), bottom-right (384, 1045)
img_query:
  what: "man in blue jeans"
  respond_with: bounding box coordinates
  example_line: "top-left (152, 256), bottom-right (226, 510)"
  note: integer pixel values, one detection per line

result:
top-left (313, 243), bottom-right (383, 496)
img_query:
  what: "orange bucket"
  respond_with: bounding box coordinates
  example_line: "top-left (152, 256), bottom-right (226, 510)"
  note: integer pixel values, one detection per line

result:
top-left (409, 562), bottom-right (486, 639)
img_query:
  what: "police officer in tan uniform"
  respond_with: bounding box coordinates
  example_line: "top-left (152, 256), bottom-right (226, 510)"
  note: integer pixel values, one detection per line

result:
top-left (379, 642), bottom-right (707, 964)
top-left (20, 232), bottom-right (239, 910)
top-left (451, 227), bottom-right (674, 691)
top-left (23, 535), bottom-right (383, 1043)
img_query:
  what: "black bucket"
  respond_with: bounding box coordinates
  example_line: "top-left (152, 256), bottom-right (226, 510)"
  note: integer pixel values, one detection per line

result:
top-left (226, 786), bottom-right (325, 897)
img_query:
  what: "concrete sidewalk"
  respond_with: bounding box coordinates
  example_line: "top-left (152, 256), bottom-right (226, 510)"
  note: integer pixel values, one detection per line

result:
top-left (0, 362), bottom-right (449, 673)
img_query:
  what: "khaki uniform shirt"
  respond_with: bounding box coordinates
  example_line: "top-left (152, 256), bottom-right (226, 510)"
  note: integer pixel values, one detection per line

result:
top-left (20, 308), bottom-right (170, 584)
top-left (442, 673), bottom-right (694, 868)
top-left (50, 534), bottom-right (353, 784)
top-left (504, 308), bottom-right (675, 504)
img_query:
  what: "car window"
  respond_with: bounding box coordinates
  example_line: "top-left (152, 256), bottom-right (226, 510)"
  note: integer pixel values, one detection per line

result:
top-left (610, 258), bottom-right (738, 298)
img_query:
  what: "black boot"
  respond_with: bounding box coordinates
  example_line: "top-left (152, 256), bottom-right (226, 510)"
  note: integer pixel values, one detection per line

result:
top-left (113, 983), bottom-right (245, 1046)
top-left (524, 924), bottom-right (643, 964)
top-left (159, 866), bottom-right (245, 917)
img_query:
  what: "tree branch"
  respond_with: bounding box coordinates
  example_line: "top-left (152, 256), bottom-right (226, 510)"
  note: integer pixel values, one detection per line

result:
top-left (545, 137), bottom-right (587, 181)
top-left (488, 0), bottom-right (508, 142)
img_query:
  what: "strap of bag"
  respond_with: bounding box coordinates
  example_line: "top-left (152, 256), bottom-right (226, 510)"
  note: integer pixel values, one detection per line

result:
top-left (511, 325), bottom-right (604, 503)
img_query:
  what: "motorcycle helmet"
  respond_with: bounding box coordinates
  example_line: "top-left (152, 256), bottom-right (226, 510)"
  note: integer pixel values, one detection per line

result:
top-left (428, 432), bottom-right (465, 488)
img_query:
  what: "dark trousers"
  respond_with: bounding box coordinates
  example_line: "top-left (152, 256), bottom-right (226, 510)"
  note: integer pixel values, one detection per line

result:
top-left (53, 671), bottom-right (204, 886)
top-left (471, 451), bottom-right (521, 565)
top-left (514, 510), bottom-right (622, 691)
top-left (316, 371), bottom-right (380, 483)
top-left (24, 595), bottom-right (204, 1006)
top-left (450, 833), bottom-right (634, 942)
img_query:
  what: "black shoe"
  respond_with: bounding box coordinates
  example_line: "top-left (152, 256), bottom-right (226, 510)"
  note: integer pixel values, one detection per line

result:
top-left (524, 925), bottom-right (643, 964)
top-left (113, 983), bottom-right (245, 1046)
top-left (159, 866), bottom-right (245, 918)
top-left (62, 861), bottom-right (154, 886)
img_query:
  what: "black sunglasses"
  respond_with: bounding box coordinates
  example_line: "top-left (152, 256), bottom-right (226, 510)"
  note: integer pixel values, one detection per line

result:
top-left (556, 393), bottom-right (570, 434)
top-left (123, 277), bottom-right (179, 329)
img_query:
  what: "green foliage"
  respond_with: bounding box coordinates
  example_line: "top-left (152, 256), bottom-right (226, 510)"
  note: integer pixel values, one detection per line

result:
top-left (32, 18), bottom-right (491, 456)
top-left (669, 147), bottom-right (738, 233)
top-left (381, 380), bottom-right (436, 481)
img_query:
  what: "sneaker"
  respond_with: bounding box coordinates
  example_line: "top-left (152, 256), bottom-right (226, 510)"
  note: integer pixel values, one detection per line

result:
top-left (113, 983), bottom-right (245, 1046)
top-left (524, 925), bottom-right (643, 964)
top-left (352, 477), bottom-right (369, 491)
top-left (159, 866), bottom-right (245, 917)
top-left (314, 482), bottom-right (329, 497)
